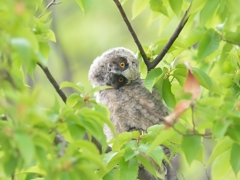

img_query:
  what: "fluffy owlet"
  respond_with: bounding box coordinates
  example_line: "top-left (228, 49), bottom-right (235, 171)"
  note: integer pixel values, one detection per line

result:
top-left (88, 47), bottom-right (176, 180)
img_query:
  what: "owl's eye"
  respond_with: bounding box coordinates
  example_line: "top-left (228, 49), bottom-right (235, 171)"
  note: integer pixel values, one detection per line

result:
top-left (118, 77), bottom-right (124, 82)
top-left (119, 61), bottom-right (125, 68)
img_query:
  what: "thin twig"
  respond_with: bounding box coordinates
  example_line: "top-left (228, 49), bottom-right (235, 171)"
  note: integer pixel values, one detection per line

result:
top-left (172, 125), bottom-right (212, 139)
top-left (149, 3), bottom-right (192, 70)
top-left (204, 165), bottom-right (210, 180)
top-left (191, 103), bottom-right (196, 132)
top-left (112, 0), bottom-right (150, 68)
top-left (38, 0), bottom-right (62, 18)
top-left (222, 38), bottom-right (240, 46)
top-left (37, 63), bottom-right (67, 103)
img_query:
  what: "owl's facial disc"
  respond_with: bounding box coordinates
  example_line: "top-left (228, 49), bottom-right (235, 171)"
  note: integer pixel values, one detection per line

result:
top-left (107, 57), bottom-right (129, 74)
top-left (109, 74), bottom-right (129, 89)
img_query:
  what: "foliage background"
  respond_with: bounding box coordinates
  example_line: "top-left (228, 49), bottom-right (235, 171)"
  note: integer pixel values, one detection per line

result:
top-left (1, 0), bottom-right (240, 179)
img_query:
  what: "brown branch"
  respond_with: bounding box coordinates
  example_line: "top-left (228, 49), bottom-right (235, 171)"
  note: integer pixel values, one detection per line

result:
top-left (149, 4), bottom-right (192, 70)
top-left (112, 0), bottom-right (150, 68)
top-left (172, 125), bottom-right (212, 139)
top-left (38, 0), bottom-right (62, 18)
top-left (222, 38), bottom-right (240, 46)
top-left (37, 63), bottom-right (67, 103)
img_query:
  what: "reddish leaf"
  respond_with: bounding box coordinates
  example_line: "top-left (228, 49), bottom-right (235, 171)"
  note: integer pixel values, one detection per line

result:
top-left (165, 100), bottom-right (191, 128)
top-left (184, 63), bottom-right (201, 100)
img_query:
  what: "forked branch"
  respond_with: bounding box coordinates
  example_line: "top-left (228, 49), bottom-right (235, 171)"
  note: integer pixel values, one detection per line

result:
top-left (113, 0), bottom-right (192, 71)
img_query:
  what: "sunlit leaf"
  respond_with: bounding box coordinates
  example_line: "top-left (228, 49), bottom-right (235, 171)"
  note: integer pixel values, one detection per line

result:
top-left (230, 143), bottom-right (240, 175)
top-left (136, 154), bottom-right (157, 178)
top-left (149, 128), bottom-right (177, 151)
top-left (181, 136), bottom-right (201, 165)
top-left (132, 0), bottom-right (149, 19)
top-left (119, 157), bottom-right (138, 180)
top-left (207, 137), bottom-right (233, 166)
top-left (75, 0), bottom-right (94, 13)
top-left (13, 131), bottom-right (35, 166)
top-left (144, 68), bottom-right (163, 92)
top-left (198, 29), bottom-right (220, 60)
top-left (112, 131), bottom-right (140, 151)
top-left (60, 81), bottom-right (85, 93)
top-left (66, 93), bottom-right (82, 107)
top-left (211, 149), bottom-right (231, 180)
top-left (192, 68), bottom-right (212, 91)
top-left (162, 78), bottom-right (176, 108)
top-left (213, 119), bottom-right (232, 139)
top-left (200, 0), bottom-right (221, 26)
top-left (124, 147), bottom-right (138, 161)
top-left (149, 0), bottom-right (168, 16)
top-left (169, 0), bottom-right (182, 15)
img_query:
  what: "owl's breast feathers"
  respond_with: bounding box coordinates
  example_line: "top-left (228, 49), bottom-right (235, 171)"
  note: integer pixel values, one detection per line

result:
top-left (97, 79), bottom-right (168, 134)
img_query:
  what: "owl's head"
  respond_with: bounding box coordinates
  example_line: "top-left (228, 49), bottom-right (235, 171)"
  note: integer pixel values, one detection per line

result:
top-left (89, 47), bottom-right (140, 87)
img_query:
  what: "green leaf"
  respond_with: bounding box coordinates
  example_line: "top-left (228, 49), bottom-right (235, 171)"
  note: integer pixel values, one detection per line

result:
top-left (136, 154), bottom-right (157, 178)
top-left (227, 124), bottom-right (240, 143)
top-left (68, 122), bottom-right (85, 140)
top-left (192, 68), bottom-right (212, 90)
top-left (162, 78), bottom-right (176, 108)
top-left (142, 124), bottom-right (165, 143)
top-left (75, 0), bottom-right (94, 13)
top-left (112, 131), bottom-right (140, 151)
top-left (66, 93), bottom-right (82, 107)
top-left (149, 0), bottom-right (168, 16)
top-left (181, 136), bottom-right (201, 165)
top-left (119, 157), bottom-right (139, 180)
top-left (169, 0), bottom-right (182, 15)
top-left (144, 68), bottom-right (163, 92)
top-left (199, 0), bottom-right (221, 26)
top-left (46, 29), bottom-right (56, 42)
top-left (11, 38), bottom-right (31, 63)
top-left (124, 147), bottom-right (138, 161)
top-left (103, 168), bottom-right (120, 180)
top-left (213, 119), bottom-right (232, 139)
top-left (198, 29), bottom-right (220, 60)
top-left (211, 149), bottom-right (231, 180)
top-left (99, 151), bottom-right (124, 177)
top-left (149, 128), bottom-right (177, 152)
top-left (60, 81), bottom-right (85, 93)
top-left (13, 131), bottom-right (35, 166)
top-left (132, 0), bottom-right (149, 19)
top-left (230, 143), bottom-right (240, 175)
top-left (219, 73), bottom-right (234, 87)
top-left (149, 146), bottom-right (164, 167)
top-left (207, 137), bottom-right (233, 166)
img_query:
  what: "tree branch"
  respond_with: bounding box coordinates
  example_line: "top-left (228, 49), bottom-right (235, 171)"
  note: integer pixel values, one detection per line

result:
top-left (221, 37), bottom-right (240, 46)
top-left (149, 4), bottom-right (191, 70)
top-left (37, 63), bottom-right (67, 103)
top-left (38, 0), bottom-right (62, 18)
top-left (172, 125), bottom-right (212, 139)
top-left (112, 0), bottom-right (150, 68)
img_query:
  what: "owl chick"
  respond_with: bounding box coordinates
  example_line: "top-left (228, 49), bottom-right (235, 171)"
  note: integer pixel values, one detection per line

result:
top-left (89, 47), bottom-right (176, 180)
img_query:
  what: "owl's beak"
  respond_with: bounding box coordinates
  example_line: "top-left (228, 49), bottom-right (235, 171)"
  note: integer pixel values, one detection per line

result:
top-left (110, 69), bottom-right (131, 79)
